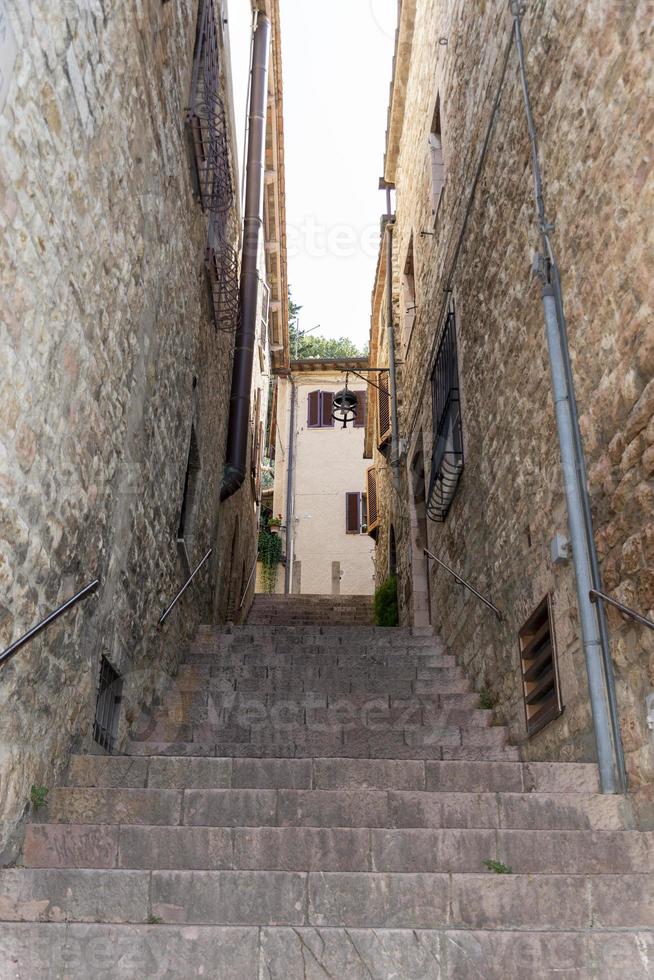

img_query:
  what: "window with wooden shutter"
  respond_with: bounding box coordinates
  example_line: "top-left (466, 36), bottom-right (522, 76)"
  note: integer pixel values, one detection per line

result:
top-left (320, 391), bottom-right (334, 428)
top-left (307, 390), bottom-right (320, 427)
top-left (366, 467), bottom-right (379, 536)
top-left (345, 492), bottom-right (361, 534)
top-left (377, 373), bottom-right (391, 447)
top-left (353, 390), bottom-right (366, 428)
top-left (519, 596), bottom-right (563, 737)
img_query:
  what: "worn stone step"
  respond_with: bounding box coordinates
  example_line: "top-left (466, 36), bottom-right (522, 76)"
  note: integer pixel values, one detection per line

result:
top-left (23, 823), bottom-right (654, 874)
top-left (1, 869), bottom-right (652, 929)
top-left (2, 924), bottom-right (652, 980)
top-left (75, 755), bottom-right (594, 792)
top-left (124, 738), bottom-right (521, 761)
top-left (37, 785), bottom-right (628, 830)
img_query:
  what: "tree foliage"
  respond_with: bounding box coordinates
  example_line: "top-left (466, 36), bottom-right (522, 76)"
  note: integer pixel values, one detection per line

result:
top-left (288, 288), bottom-right (367, 359)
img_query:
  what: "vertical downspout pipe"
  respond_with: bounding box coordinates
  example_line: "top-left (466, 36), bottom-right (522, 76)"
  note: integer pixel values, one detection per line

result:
top-left (542, 287), bottom-right (617, 794)
top-left (221, 13), bottom-right (271, 501)
top-left (284, 379), bottom-right (296, 594)
top-left (384, 187), bottom-right (401, 489)
top-left (510, 1), bottom-right (623, 792)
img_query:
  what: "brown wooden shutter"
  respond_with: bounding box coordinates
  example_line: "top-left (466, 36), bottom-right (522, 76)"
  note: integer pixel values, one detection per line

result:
top-left (519, 596), bottom-right (563, 737)
top-left (377, 373), bottom-right (391, 447)
top-left (308, 390), bottom-right (320, 427)
top-left (353, 390), bottom-right (366, 427)
top-left (320, 391), bottom-right (334, 428)
top-left (345, 492), bottom-right (360, 534)
top-left (366, 467), bottom-right (379, 536)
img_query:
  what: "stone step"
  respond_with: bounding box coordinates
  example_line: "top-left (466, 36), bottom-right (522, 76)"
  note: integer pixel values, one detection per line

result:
top-left (1, 869), bottom-right (652, 929)
top-left (39, 787), bottom-right (631, 830)
top-left (23, 823), bottom-right (654, 874)
top-left (148, 702), bottom-right (494, 731)
top-left (125, 739), bottom-right (522, 760)
top-left (184, 649), bottom-right (453, 666)
top-left (65, 756), bottom-right (601, 794)
top-left (2, 923), bottom-right (652, 980)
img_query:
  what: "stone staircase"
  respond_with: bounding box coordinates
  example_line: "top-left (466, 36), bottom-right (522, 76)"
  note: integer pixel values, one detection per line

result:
top-left (247, 592), bottom-right (375, 625)
top-left (1, 596), bottom-right (653, 977)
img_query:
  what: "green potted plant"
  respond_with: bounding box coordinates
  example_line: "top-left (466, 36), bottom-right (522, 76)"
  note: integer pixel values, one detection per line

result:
top-left (269, 515), bottom-right (282, 534)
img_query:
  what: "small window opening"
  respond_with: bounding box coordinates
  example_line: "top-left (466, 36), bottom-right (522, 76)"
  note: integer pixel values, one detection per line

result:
top-left (389, 525), bottom-right (398, 578)
top-left (93, 657), bottom-right (123, 753)
top-left (429, 97), bottom-right (445, 220)
top-left (178, 424), bottom-right (201, 541)
top-left (403, 236), bottom-right (416, 349)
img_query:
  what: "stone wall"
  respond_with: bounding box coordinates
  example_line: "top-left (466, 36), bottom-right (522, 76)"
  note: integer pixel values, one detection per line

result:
top-left (0, 0), bottom-right (242, 857)
top-left (371, 0), bottom-right (653, 809)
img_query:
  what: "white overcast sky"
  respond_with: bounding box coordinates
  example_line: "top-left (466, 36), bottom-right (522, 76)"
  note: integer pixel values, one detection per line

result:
top-left (226, 0), bottom-right (397, 350)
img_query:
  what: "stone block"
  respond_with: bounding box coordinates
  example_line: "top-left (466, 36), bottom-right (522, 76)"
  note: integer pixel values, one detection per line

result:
top-left (150, 870), bottom-right (306, 925)
top-left (147, 758), bottom-right (232, 790)
top-left (118, 826), bottom-right (233, 870)
top-left (234, 827), bottom-right (371, 871)
top-left (183, 789), bottom-right (277, 827)
top-left (45, 788), bottom-right (182, 826)
top-left (277, 790), bottom-right (389, 828)
top-left (23, 824), bottom-right (118, 869)
top-left (259, 927), bottom-right (443, 980)
top-left (0, 869), bottom-right (149, 922)
top-left (309, 872), bottom-right (449, 928)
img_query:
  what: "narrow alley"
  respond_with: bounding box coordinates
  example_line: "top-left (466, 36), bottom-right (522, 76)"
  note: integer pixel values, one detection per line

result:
top-left (0, 0), bottom-right (653, 977)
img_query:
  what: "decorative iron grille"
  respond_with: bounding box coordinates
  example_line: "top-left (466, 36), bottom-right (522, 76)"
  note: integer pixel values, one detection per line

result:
top-left (206, 210), bottom-right (239, 332)
top-left (427, 302), bottom-right (464, 522)
top-left (187, 0), bottom-right (232, 214)
top-left (93, 656), bottom-right (122, 753)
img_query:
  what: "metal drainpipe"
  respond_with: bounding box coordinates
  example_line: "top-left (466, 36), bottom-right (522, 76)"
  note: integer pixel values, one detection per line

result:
top-left (384, 187), bottom-right (401, 490)
top-left (221, 12), bottom-right (270, 501)
top-left (284, 379), bottom-right (296, 594)
top-left (510, 1), bottom-right (623, 792)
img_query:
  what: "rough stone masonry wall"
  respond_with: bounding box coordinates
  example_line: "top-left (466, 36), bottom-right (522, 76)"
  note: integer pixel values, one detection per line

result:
top-left (0, 0), bottom-right (240, 857)
top-left (383, 0), bottom-right (653, 807)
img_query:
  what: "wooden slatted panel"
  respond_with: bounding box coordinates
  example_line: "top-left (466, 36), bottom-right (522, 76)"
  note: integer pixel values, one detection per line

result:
top-left (345, 492), bottom-right (360, 534)
top-left (320, 391), bottom-right (334, 428)
top-left (377, 373), bottom-right (391, 447)
top-left (307, 390), bottom-right (320, 427)
top-left (366, 466), bottom-right (379, 536)
top-left (519, 595), bottom-right (563, 737)
top-left (353, 390), bottom-right (366, 428)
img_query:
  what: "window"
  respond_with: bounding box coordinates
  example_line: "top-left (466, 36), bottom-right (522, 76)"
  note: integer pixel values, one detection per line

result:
top-left (93, 657), bottom-right (122, 753)
top-left (307, 390), bottom-right (334, 428)
top-left (402, 236), bottom-right (416, 348)
top-left (519, 596), bottom-right (563, 737)
top-left (377, 372), bottom-right (391, 448)
top-left (353, 390), bottom-right (366, 428)
top-left (206, 211), bottom-right (239, 332)
top-left (345, 492), bottom-right (363, 534)
top-left (187, 0), bottom-right (232, 214)
top-left (178, 424), bottom-right (201, 540)
top-left (428, 96), bottom-right (445, 222)
top-left (427, 302), bottom-right (463, 522)
top-left (251, 389), bottom-right (264, 501)
top-left (366, 467), bottom-right (379, 537)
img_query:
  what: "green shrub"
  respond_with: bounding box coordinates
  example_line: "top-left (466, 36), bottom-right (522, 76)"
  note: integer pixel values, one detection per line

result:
top-left (374, 576), bottom-right (399, 627)
top-left (258, 529), bottom-right (282, 593)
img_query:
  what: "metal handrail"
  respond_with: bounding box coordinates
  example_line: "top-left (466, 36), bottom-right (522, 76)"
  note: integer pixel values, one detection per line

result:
top-left (590, 589), bottom-right (654, 632)
top-left (239, 551), bottom-right (259, 610)
top-left (423, 548), bottom-right (503, 621)
top-left (158, 548), bottom-right (212, 626)
top-left (0, 580), bottom-right (100, 668)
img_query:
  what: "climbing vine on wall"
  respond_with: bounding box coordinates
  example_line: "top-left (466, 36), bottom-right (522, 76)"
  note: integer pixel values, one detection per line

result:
top-left (258, 529), bottom-right (282, 593)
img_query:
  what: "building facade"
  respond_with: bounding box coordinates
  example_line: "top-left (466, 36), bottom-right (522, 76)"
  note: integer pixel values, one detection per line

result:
top-left (366, 0), bottom-right (654, 814)
top-left (0, 0), bottom-right (287, 857)
top-left (270, 358), bottom-right (375, 596)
